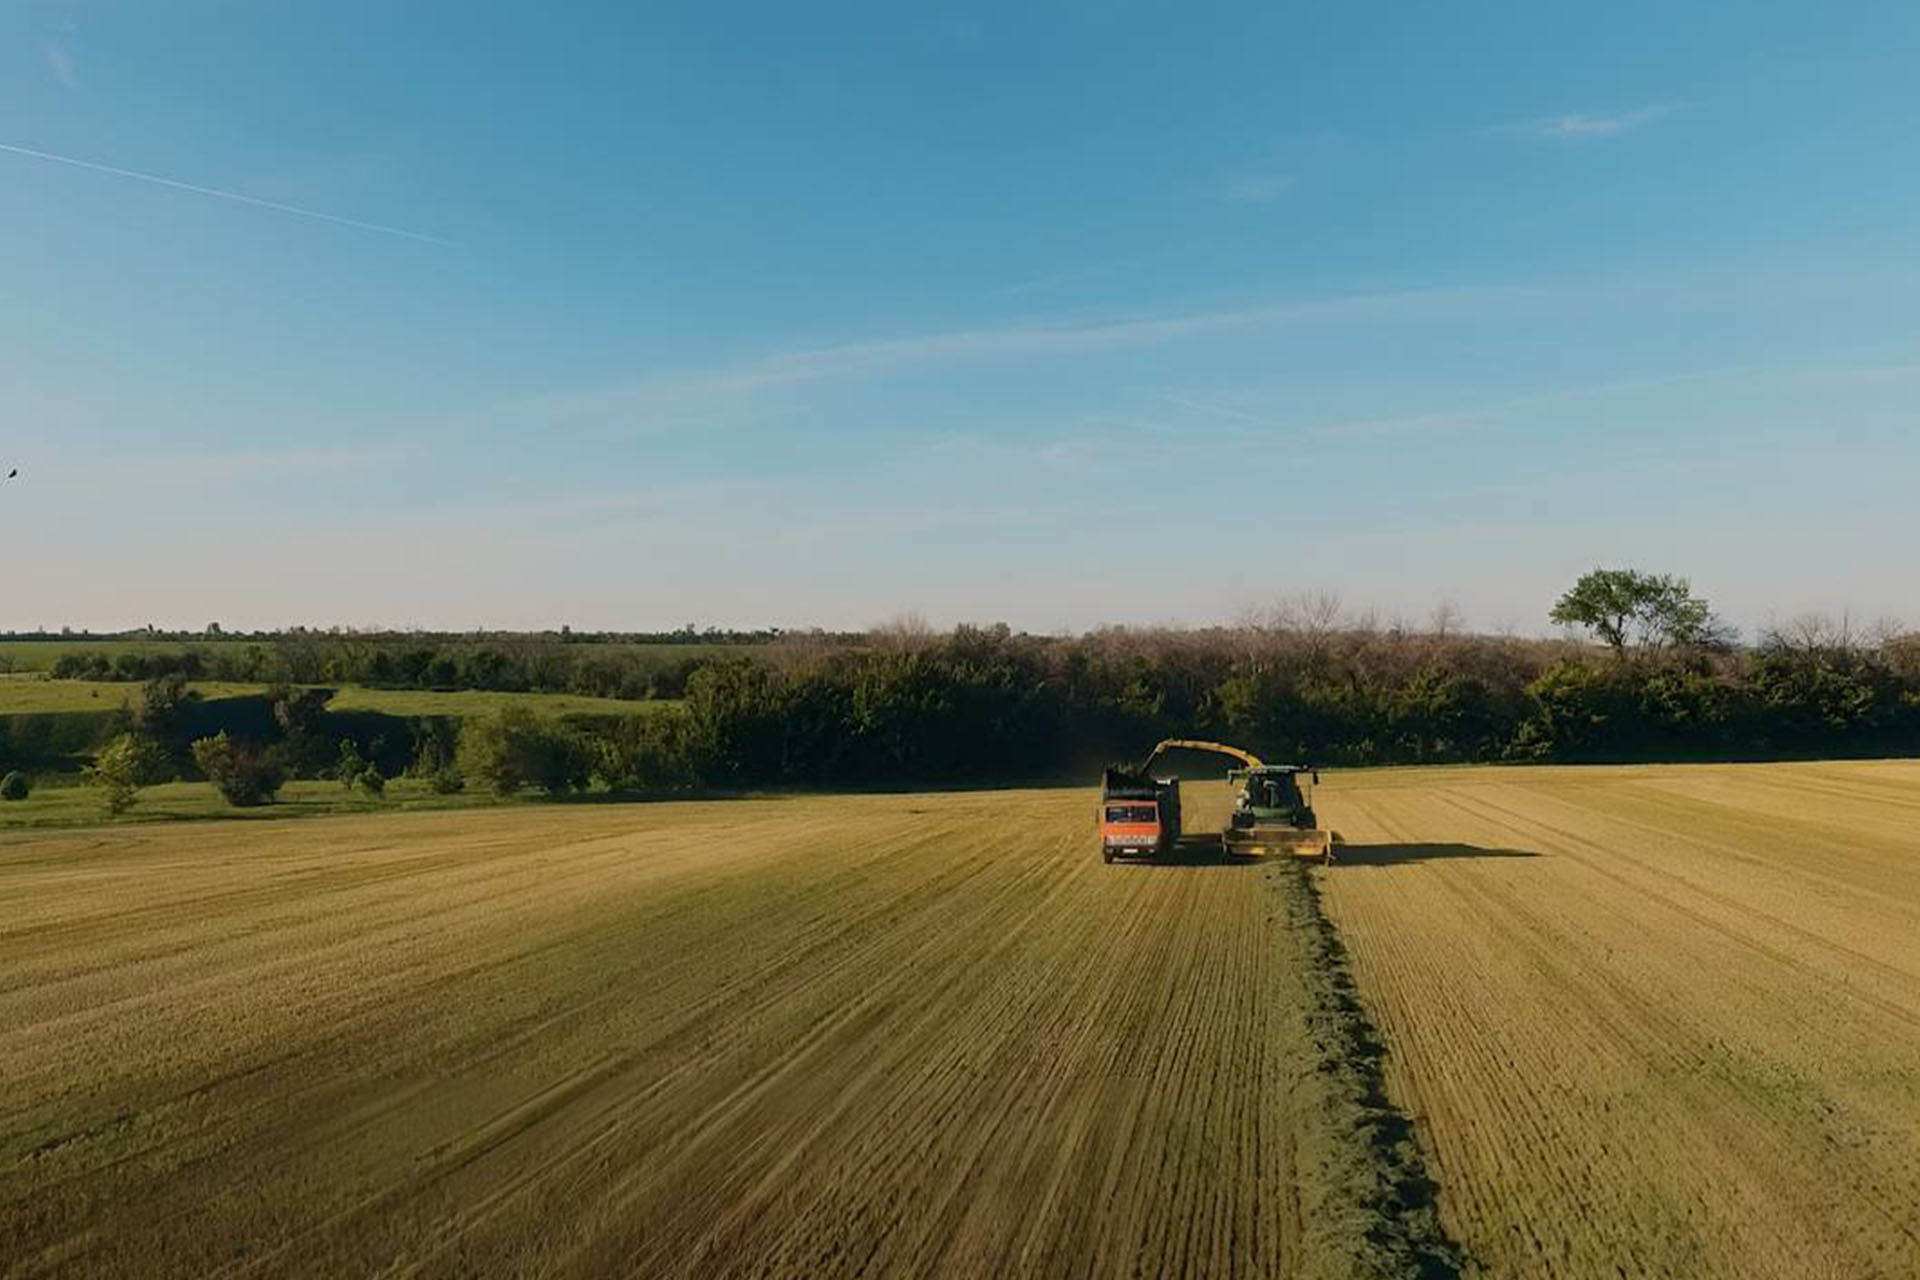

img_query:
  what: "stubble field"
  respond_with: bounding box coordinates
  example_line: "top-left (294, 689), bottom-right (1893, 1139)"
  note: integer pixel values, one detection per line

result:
top-left (1320, 761), bottom-right (1920, 1279)
top-left (2, 787), bottom-right (1303, 1279)
top-left (5, 762), bottom-right (1920, 1278)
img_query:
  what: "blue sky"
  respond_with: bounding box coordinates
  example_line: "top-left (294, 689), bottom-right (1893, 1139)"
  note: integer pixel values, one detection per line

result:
top-left (3, 1), bottom-right (1917, 634)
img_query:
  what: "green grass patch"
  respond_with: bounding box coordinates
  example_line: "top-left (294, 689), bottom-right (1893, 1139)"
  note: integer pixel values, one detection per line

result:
top-left (0, 638), bottom-right (741, 674)
top-left (0, 676), bottom-right (262, 713)
top-left (1270, 857), bottom-right (1465, 1280)
top-left (0, 639), bottom-right (209, 673)
top-left (0, 776), bottom-right (507, 830)
top-left (325, 686), bottom-right (672, 718)
top-left (0, 675), bottom-right (672, 719)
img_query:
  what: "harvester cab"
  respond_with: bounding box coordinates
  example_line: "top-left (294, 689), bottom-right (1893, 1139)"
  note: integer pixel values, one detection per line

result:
top-left (1224, 764), bottom-right (1334, 862)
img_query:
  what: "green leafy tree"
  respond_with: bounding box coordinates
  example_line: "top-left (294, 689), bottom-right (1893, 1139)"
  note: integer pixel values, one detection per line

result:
top-left (455, 708), bottom-right (589, 797)
top-left (268, 684), bottom-right (335, 775)
top-left (336, 738), bottom-right (369, 789)
top-left (590, 708), bottom-right (697, 790)
top-left (134, 672), bottom-right (200, 747)
top-left (191, 732), bottom-right (286, 807)
top-left (91, 733), bottom-right (172, 814)
top-left (682, 659), bottom-right (789, 782)
top-left (406, 717), bottom-right (458, 777)
top-left (1549, 569), bottom-right (1718, 656)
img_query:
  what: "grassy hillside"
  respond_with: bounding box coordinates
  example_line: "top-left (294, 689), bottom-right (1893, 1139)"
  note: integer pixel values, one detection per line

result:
top-left (0, 776), bottom-right (501, 829)
top-left (0, 677), bottom-right (260, 713)
top-left (324, 685), bottom-right (672, 718)
top-left (0, 637), bottom-right (740, 674)
top-left (0, 677), bottom-right (676, 781)
top-left (0, 640), bottom-right (205, 673)
top-left (0, 676), bottom-right (670, 720)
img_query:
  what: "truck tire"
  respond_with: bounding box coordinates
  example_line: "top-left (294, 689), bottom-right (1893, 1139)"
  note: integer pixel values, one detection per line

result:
top-left (1102, 846), bottom-right (1114, 864)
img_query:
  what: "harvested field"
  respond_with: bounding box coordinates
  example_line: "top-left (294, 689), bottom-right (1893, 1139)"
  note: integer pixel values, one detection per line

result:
top-left (1, 788), bottom-right (1307, 1279)
top-left (1319, 760), bottom-right (1920, 1280)
top-left (11, 762), bottom-right (1920, 1280)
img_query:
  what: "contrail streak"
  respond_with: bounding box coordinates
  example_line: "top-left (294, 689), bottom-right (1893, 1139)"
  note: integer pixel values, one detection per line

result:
top-left (0, 140), bottom-right (452, 246)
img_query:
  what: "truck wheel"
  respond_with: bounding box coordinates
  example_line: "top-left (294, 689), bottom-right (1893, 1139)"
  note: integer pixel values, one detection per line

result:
top-left (1102, 847), bottom-right (1114, 864)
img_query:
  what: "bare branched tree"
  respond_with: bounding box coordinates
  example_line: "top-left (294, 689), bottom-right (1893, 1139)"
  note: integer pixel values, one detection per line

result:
top-left (872, 611), bottom-right (937, 653)
top-left (1428, 600), bottom-right (1466, 638)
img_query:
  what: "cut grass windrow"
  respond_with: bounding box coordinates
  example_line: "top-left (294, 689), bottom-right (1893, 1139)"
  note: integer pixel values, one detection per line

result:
top-left (1269, 857), bottom-right (1465, 1280)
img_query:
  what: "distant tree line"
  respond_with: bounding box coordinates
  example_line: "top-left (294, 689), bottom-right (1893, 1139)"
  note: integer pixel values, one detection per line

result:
top-left (650, 601), bottom-right (1920, 782)
top-left (6, 624), bottom-right (798, 645)
top-left (15, 571), bottom-right (1920, 812)
top-left (46, 637), bottom-right (730, 700)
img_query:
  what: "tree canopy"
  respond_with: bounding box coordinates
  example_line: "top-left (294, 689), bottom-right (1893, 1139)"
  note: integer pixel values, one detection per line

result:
top-left (1549, 569), bottom-right (1720, 655)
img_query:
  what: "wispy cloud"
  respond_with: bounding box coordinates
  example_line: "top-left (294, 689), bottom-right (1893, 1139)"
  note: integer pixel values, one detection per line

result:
top-left (0, 140), bottom-right (451, 245)
top-left (44, 44), bottom-right (76, 87)
top-left (532, 285), bottom-right (1512, 422)
top-left (1500, 103), bottom-right (1683, 140)
top-left (1159, 359), bottom-right (1784, 451)
top-left (1155, 393), bottom-right (1282, 428)
top-left (1221, 168), bottom-right (1293, 203)
top-left (994, 255), bottom-right (1149, 298)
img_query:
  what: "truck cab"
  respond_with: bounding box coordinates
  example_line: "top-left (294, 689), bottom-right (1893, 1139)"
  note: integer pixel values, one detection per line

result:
top-left (1099, 768), bottom-right (1181, 862)
top-left (1100, 799), bottom-right (1166, 861)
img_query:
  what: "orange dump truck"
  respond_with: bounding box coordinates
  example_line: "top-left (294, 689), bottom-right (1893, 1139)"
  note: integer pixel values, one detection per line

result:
top-left (1099, 767), bottom-right (1181, 863)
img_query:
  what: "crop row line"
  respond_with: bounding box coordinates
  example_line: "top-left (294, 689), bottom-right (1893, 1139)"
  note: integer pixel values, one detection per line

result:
top-left (1269, 857), bottom-right (1465, 1280)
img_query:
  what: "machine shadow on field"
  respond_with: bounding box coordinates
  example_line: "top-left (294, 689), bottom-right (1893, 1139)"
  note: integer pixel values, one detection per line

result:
top-left (1334, 842), bottom-right (1540, 867)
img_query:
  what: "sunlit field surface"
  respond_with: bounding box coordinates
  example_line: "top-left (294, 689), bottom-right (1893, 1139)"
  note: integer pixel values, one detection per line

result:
top-left (7, 763), bottom-right (1920, 1278)
top-left (1321, 761), bottom-right (1920, 1279)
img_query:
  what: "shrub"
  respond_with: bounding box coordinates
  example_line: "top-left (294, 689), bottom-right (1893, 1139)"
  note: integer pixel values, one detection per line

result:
top-left (1510, 661), bottom-right (1637, 760)
top-left (191, 732), bottom-right (286, 807)
top-left (0, 770), bottom-right (30, 801)
top-left (268, 684), bottom-right (336, 776)
top-left (683, 660), bottom-right (790, 782)
top-left (336, 738), bottom-right (369, 789)
top-left (133, 672), bottom-right (200, 747)
top-left (91, 733), bottom-right (172, 814)
top-left (406, 717), bottom-right (459, 777)
top-left (429, 766), bottom-right (465, 794)
top-left (589, 709), bottom-right (697, 790)
top-left (357, 767), bottom-right (386, 798)
top-left (455, 708), bottom-right (589, 797)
